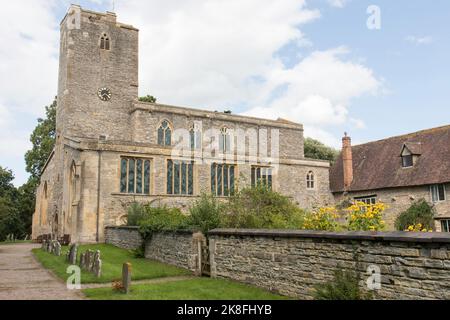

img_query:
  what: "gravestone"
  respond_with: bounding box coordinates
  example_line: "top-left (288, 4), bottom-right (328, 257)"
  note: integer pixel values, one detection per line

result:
top-left (84, 250), bottom-right (93, 271)
top-left (42, 240), bottom-right (47, 250)
top-left (47, 241), bottom-right (53, 253)
top-left (54, 242), bottom-right (62, 256)
top-left (68, 244), bottom-right (78, 265)
top-left (122, 263), bottom-right (132, 294)
top-left (93, 255), bottom-right (102, 278)
top-left (79, 252), bottom-right (86, 269)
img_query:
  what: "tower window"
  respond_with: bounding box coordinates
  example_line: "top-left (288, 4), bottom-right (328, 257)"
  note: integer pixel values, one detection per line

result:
top-left (100, 34), bottom-right (110, 50)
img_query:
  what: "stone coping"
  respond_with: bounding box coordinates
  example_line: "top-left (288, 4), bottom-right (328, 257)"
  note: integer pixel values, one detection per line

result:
top-left (208, 229), bottom-right (450, 243)
top-left (105, 226), bottom-right (194, 235)
top-left (105, 226), bottom-right (140, 230)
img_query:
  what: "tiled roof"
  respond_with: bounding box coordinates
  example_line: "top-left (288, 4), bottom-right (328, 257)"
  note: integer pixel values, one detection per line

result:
top-left (330, 125), bottom-right (450, 193)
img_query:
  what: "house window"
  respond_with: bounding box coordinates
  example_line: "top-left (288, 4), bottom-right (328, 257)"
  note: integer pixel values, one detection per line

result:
top-left (402, 154), bottom-right (413, 168)
top-left (167, 160), bottom-right (194, 195)
top-left (100, 34), bottom-right (110, 50)
top-left (251, 166), bottom-right (273, 190)
top-left (190, 125), bottom-right (202, 150)
top-left (158, 120), bottom-right (172, 146)
top-left (430, 184), bottom-right (446, 203)
top-left (306, 171), bottom-right (315, 189)
top-left (211, 163), bottom-right (235, 196)
top-left (219, 127), bottom-right (231, 153)
top-left (120, 158), bottom-right (151, 194)
top-left (441, 220), bottom-right (450, 232)
top-left (354, 195), bottom-right (377, 205)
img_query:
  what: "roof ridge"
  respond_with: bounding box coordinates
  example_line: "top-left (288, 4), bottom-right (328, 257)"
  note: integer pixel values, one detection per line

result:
top-left (353, 124), bottom-right (450, 147)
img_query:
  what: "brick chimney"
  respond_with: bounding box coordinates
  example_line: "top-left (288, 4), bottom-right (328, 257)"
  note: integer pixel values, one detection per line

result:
top-left (342, 133), bottom-right (353, 191)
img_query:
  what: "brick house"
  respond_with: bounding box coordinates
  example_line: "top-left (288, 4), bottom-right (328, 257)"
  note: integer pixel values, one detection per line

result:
top-left (330, 126), bottom-right (450, 231)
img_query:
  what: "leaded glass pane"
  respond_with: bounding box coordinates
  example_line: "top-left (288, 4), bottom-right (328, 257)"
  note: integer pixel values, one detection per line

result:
top-left (211, 164), bottom-right (216, 195)
top-left (217, 164), bottom-right (223, 196)
top-left (136, 159), bottom-right (143, 194)
top-left (165, 128), bottom-right (172, 146)
top-left (223, 165), bottom-right (229, 196)
top-left (190, 130), bottom-right (195, 150)
top-left (158, 127), bottom-right (164, 145)
top-left (268, 169), bottom-right (273, 190)
top-left (144, 160), bottom-right (150, 194)
top-left (256, 168), bottom-right (261, 186)
top-left (120, 159), bottom-right (127, 193)
top-left (188, 163), bottom-right (194, 195)
top-left (225, 135), bottom-right (231, 153)
top-left (251, 167), bottom-right (255, 187)
top-left (167, 160), bottom-right (173, 194)
top-left (219, 134), bottom-right (224, 152)
top-left (174, 162), bottom-right (180, 195)
top-left (196, 132), bottom-right (202, 150)
top-left (181, 162), bottom-right (187, 195)
top-left (128, 159), bottom-right (135, 193)
top-left (230, 166), bottom-right (235, 195)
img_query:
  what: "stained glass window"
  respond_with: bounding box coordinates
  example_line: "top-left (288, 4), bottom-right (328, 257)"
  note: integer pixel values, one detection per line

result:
top-left (167, 160), bottom-right (194, 195)
top-left (120, 158), bottom-right (151, 195)
top-left (211, 163), bottom-right (236, 196)
top-left (251, 166), bottom-right (273, 190)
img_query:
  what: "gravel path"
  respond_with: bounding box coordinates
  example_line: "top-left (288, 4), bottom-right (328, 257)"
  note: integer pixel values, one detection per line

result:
top-left (0, 243), bottom-right (85, 300)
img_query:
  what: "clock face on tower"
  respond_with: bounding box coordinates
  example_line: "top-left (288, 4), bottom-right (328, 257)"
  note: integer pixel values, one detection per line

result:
top-left (97, 87), bottom-right (112, 101)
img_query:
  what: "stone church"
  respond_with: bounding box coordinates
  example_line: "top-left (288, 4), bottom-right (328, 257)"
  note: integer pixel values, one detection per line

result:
top-left (32, 6), bottom-right (332, 243)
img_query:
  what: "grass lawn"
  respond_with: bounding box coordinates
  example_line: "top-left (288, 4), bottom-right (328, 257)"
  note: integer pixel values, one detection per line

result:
top-left (32, 244), bottom-right (190, 284)
top-left (84, 278), bottom-right (288, 300)
top-left (0, 240), bottom-right (32, 245)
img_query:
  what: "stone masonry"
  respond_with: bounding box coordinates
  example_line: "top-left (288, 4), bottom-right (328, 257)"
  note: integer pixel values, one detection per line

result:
top-left (208, 229), bottom-right (450, 300)
top-left (104, 226), bottom-right (144, 250)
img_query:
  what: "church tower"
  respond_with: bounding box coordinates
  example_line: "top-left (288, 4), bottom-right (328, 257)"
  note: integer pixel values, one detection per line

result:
top-left (57, 5), bottom-right (139, 141)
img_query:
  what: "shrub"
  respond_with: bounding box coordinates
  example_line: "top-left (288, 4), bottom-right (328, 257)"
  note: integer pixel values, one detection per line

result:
top-left (346, 202), bottom-right (386, 231)
top-left (126, 202), bottom-right (149, 226)
top-left (188, 193), bottom-right (224, 234)
top-left (138, 206), bottom-right (188, 239)
top-left (395, 199), bottom-right (435, 231)
top-left (405, 223), bottom-right (433, 233)
top-left (302, 206), bottom-right (340, 231)
top-left (221, 186), bottom-right (306, 229)
top-left (314, 269), bottom-right (372, 300)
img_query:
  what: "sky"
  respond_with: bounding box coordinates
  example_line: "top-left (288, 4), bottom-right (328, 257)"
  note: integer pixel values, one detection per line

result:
top-left (1, 0), bottom-right (449, 186)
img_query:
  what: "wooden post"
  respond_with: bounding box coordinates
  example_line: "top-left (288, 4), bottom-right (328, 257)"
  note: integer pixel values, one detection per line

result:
top-left (122, 263), bottom-right (132, 294)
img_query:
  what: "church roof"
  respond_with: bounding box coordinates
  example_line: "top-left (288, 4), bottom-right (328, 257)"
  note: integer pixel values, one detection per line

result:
top-left (330, 125), bottom-right (450, 193)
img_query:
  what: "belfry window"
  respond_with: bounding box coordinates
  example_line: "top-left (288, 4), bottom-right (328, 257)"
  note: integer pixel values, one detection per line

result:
top-left (158, 120), bottom-right (172, 146)
top-left (100, 34), bottom-right (110, 50)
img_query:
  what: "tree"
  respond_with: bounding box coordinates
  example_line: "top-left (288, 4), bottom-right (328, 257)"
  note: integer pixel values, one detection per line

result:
top-left (0, 167), bottom-right (16, 199)
top-left (304, 138), bottom-right (339, 163)
top-left (139, 95), bottom-right (157, 103)
top-left (24, 98), bottom-right (57, 186)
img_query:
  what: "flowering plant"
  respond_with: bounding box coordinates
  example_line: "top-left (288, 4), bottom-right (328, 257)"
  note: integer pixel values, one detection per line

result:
top-left (346, 201), bottom-right (386, 232)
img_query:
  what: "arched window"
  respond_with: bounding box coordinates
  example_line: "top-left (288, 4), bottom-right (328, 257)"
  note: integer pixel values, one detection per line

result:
top-left (307, 171), bottom-right (315, 189)
top-left (190, 123), bottom-right (202, 150)
top-left (219, 127), bottom-right (231, 153)
top-left (100, 33), bottom-right (110, 50)
top-left (158, 120), bottom-right (172, 146)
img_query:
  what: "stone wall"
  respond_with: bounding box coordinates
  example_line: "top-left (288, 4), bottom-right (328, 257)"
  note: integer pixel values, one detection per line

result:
top-left (104, 226), bottom-right (143, 250)
top-left (144, 231), bottom-right (201, 274)
top-left (209, 229), bottom-right (450, 300)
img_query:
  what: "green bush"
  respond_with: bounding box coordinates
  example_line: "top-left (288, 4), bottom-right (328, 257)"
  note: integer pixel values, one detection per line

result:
top-left (314, 269), bottom-right (372, 300)
top-left (222, 186), bottom-right (306, 229)
top-left (394, 199), bottom-right (435, 231)
top-left (138, 206), bottom-right (188, 239)
top-left (188, 193), bottom-right (224, 234)
top-left (127, 202), bottom-right (149, 226)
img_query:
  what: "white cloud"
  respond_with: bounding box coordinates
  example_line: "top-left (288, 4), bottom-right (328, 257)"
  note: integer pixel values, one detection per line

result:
top-left (243, 47), bottom-right (380, 133)
top-left (405, 35), bottom-right (433, 45)
top-left (328, 0), bottom-right (349, 8)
